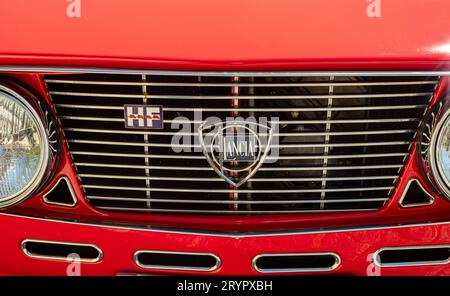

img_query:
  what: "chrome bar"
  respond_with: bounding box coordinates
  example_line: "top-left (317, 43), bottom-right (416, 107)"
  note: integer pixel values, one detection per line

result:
top-left (78, 174), bottom-right (398, 182)
top-left (50, 91), bottom-right (434, 100)
top-left (87, 196), bottom-right (389, 204)
top-left (83, 184), bottom-right (393, 193)
top-left (55, 103), bottom-right (427, 111)
top-left (59, 116), bottom-right (420, 124)
top-left (45, 79), bottom-right (439, 87)
top-left (71, 151), bottom-right (408, 160)
top-left (66, 139), bottom-right (410, 148)
top-left (321, 76), bottom-right (334, 209)
top-left (141, 74), bottom-right (152, 209)
top-left (64, 127), bottom-right (415, 136)
top-left (94, 206), bottom-right (378, 214)
top-left (74, 162), bottom-right (403, 171)
top-left (5, 66), bottom-right (446, 76)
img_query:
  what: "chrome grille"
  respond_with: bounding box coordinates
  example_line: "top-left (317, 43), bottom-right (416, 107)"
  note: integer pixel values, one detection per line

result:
top-left (45, 72), bottom-right (439, 215)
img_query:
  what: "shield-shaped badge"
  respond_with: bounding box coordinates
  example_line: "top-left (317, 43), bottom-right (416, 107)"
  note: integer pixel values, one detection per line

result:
top-left (198, 120), bottom-right (273, 187)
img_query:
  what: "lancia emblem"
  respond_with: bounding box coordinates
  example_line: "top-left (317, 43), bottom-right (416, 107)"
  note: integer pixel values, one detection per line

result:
top-left (124, 104), bottom-right (163, 129)
top-left (198, 121), bottom-right (273, 187)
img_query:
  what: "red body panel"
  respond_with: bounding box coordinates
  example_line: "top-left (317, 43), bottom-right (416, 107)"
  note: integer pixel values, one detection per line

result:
top-left (0, 0), bottom-right (449, 275)
top-left (0, 0), bottom-right (450, 70)
top-left (1, 212), bottom-right (450, 276)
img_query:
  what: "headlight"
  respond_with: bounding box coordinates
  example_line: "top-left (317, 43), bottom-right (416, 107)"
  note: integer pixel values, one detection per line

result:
top-left (433, 110), bottom-right (450, 196)
top-left (0, 85), bottom-right (49, 208)
top-left (418, 95), bottom-right (450, 201)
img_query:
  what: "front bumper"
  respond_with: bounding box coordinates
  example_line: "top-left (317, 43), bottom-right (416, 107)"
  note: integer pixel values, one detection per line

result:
top-left (2, 213), bottom-right (450, 276)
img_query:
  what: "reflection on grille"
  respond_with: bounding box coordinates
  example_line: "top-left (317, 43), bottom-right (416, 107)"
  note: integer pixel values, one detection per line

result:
top-left (45, 72), bottom-right (439, 215)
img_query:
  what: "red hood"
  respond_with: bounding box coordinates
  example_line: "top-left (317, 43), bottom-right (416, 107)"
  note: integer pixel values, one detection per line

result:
top-left (0, 0), bottom-right (449, 70)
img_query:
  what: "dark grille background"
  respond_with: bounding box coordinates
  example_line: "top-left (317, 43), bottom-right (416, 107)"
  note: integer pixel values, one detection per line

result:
top-left (45, 73), bottom-right (439, 214)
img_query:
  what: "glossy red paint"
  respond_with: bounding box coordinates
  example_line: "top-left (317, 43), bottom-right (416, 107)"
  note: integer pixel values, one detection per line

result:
top-left (1, 212), bottom-right (450, 276)
top-left (0, 0), bottom-right (449, 275)
top-left (0, 0), bottom-right (450, 70)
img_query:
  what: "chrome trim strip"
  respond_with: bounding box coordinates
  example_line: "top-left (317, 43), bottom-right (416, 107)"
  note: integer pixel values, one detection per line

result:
top-left (1, 212), bottom-right (449, 238)
top-left (42, 176), bottom-right (78, 207)
top-left (87, 195), bottom-right (388, 204)
top-left (95, 206), bottom-right (378, 214)
top-left (372, 245), bottom-right (450, 268)
top-left (21, 239), bottom-right (103, 263)
top-left (44, 79), bottom-right (440, 87)
top-left (398, 179), bottom-right (435, 208)
top-left (50, 91), bottom-right (433, 100)
top-left (83, 184), bottom-right (393, 193)
top-left (429, 103), bottom-right (450, 200)
top-left (67, 139), bottom-right (410, 148)
top-left (79, 174), bottom-right (398, 182)
top-left (60, 115), bottom-right (420, 124)
top-left (251, 252), bottom-right (341, 273)
top-left (74, 162), bottom-right (403, 171)
top-left (133, 250), bottom-right (221, 272)
top-left (72, 151), bottom-right (407, 160)
top-left (1, 67), bottom-right (449, 76)
top-left (64, 127), bottom-right (415, 136)
top-left (55, 103), bottom-right (428, 111)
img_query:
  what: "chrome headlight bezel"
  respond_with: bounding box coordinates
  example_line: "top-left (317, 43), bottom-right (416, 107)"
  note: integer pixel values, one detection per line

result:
top-left (0, 84), bottom-right (51, 208)
top-left (430, 105), bottom-right (450, 198)
top-left (418, 95), bottom-right (450, 201)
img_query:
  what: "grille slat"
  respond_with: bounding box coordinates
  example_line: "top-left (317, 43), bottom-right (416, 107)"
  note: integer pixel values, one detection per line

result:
top-left (67, 139), bottom-right (411, 148)
top-left (87, 196), bottom-right (389, 204)
top-left (49, 91), bottom-right (434, 100)
top-left (55, 104), bottom-right (428, 111)
top-left (93, 207), bottom-right (378, 214)
top-left (73, 162), bottom-right (404, 171)
top-left (65, 128), bottom-right (415, 136)
top-left (59, 116), bottom-right (421, 124)
top-left (45, 73), bottom-right (438, 215)
top-left (78, 174), bottom-right (398, 181)
top-left (72, 151), bottom-right (408, 160)
top-left (45, 79), bottom-right (439, 87)
top-left (82, 185), bottom-right (394, 193)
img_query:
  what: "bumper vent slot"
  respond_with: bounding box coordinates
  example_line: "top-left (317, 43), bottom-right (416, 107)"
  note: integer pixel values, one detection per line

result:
top-left (252, 252), bottom-right (340, 273)
top-left (374, 245), bottom-right (450, 267)
top-left (21, 239), bottom-right (102, 263)
top-left (134, 250), bottom-right (221, 271)
top-left (45, 72), bottom-right (439, 215)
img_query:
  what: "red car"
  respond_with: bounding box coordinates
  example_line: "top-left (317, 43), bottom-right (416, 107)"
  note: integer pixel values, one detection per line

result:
top-left (0, 0), bottom-right (449, 276)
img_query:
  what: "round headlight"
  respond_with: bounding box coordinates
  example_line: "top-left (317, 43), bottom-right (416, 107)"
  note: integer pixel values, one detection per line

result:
top-left (0, 85), bottom-right (49, 208)
top-left (434, 112), bottom-right (450, 195)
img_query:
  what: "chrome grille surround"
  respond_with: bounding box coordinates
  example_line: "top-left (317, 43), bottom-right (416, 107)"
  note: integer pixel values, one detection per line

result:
top-left (45, 72), bottom-right (439, 215)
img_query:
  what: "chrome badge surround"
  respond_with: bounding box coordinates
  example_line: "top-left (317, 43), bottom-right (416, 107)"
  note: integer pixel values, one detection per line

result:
top-left (198, 120), bottom-right (273, 187)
